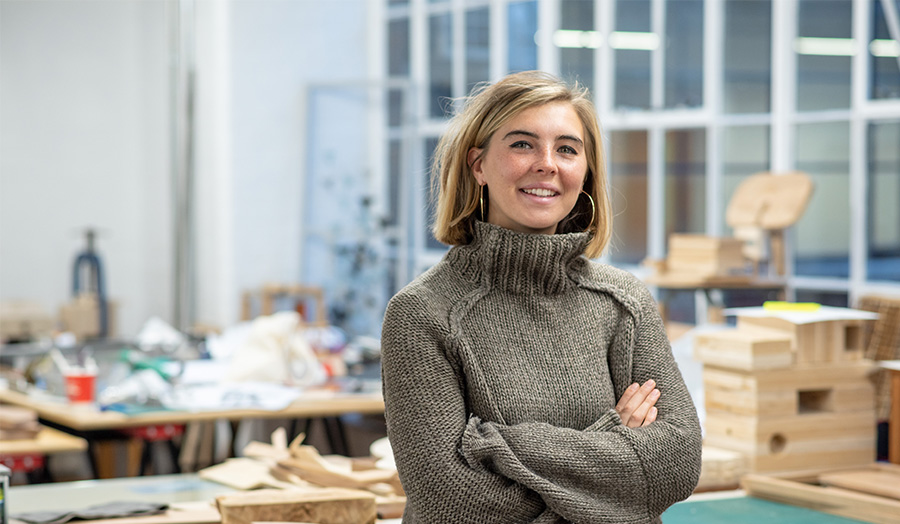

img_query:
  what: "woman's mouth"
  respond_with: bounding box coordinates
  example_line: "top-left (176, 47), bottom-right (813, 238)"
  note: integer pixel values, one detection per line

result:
top-left (521, 188), bottom-right (558, 197)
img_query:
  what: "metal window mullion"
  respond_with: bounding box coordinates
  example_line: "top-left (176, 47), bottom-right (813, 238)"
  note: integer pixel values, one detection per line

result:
top-left (537, 0), bottom-right (560, 75)
top-left (648, 126), bottom-right (666, 260)
top-left (705, 0), bottom-right (724, 236)
top-left (597, 0), bottom-right (614, 116)
top-left (489, 0), bottom-right (506, 79)
top-left (770, 0), bottom-right (797, 297)
top-left (651, 0), bottom-right (665, 110)
top-left (410, 0), bottom-right (428, 271)
top-left (453, 0), bottom-right (466, 99)
top-left (849, 0), bottom-right (872, 302)
top-left (770, 0), bottom-right (797, 173)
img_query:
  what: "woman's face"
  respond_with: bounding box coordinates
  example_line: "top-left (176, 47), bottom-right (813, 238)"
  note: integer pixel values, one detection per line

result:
top-left (468, 101), bottom-right (588, 235)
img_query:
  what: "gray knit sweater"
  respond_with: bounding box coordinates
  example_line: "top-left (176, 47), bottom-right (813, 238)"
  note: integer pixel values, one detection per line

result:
top-left (381, 222), bottom-right (702, 523)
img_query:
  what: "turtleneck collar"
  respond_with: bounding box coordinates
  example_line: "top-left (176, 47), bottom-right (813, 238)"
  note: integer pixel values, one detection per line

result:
top-left (446, 221), bottom-right (591, 295)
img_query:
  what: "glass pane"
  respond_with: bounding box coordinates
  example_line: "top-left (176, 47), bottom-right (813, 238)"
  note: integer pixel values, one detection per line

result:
top-left (665, 129), bottom-right (707, 237)
top-left (608, 130), bottom-right (648, 265)
top-left (559, 0), bottom-right (594, 92)
top-left (614, 0), bottom-right (651, 109)
top-left (388, 18), bottom-right (409, 77)
top-left (388, 89), bottom-right (403, 127)
top-left (424, 137), bottom-right (444, 250)
top-left (796, 0), bottom-right (852, 111)
top-left (794, 289), bottom-right (849, 308)
top-left (665, 0), bottom-right (704, 108)
top-left (466, 7), bottom-right (490, 95)
top-left (867, 121), bottom-right (900, 281)
top-left (508, 1), bottom-right (538, 72)
top-left (795, 121), bottom-right (850, 278)
top-left (722, 125), bottom-right (770, 236)
top-left (429, 13), bottom-right (453, 118)
top-left (724, 0), bottom-right (771, 113)
top-left (387, 140), bottom-right (401, 227)
top-left (870, 0), bottom-right (900, 100)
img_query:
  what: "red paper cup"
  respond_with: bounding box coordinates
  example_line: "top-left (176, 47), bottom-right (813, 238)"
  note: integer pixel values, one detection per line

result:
top-left (64, 372), bottom-right (96, 404)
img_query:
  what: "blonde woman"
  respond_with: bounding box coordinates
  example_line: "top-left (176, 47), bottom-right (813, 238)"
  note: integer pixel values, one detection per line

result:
top-left (381, 71), bottom-right (701, 523)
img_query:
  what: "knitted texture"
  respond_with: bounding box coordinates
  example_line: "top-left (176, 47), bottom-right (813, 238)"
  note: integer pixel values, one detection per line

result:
top-left (381, 222), bottom-right (702, 523)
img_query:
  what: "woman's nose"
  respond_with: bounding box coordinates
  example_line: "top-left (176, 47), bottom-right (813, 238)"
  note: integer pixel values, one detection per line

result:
top-left (534, 146), bottom-right (557, 174)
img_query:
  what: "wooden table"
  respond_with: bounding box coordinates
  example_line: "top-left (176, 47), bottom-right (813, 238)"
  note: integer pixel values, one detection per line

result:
top-left (0, 388), bottom-right (384, 431)
top-left (0, 426), bottom-right (88, 482)
top-left (645, 274), bottom-right (786, 325)
top-left (881, 360), bottom-right (900, 464)
top-left (0, 387), bottom-right (384, 478)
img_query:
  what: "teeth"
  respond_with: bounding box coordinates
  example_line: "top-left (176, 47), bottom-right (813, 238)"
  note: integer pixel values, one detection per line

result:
top-left (522, 188), bottom-right (556, 197)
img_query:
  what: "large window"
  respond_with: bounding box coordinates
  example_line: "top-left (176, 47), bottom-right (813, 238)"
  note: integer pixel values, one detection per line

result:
top-left (375, 0), bottom-right (900, 326)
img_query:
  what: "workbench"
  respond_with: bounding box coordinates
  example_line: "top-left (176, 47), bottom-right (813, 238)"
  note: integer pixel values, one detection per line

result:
top-left (5, 475), bottom-right (870, 524)
top-left (0, 387), bottom-right (384, 478)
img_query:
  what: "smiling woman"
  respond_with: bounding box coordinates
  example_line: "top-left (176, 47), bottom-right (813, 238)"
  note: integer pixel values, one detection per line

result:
top-left (381, 71), bottom-right (702, 524)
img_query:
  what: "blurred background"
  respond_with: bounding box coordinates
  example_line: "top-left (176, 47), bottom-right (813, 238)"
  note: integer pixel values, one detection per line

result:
top-left (1, 0), bottom-right (899, 340)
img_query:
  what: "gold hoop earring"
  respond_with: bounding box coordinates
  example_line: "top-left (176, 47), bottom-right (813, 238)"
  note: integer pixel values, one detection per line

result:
top-left (581, 190), bottom-right (595, 232)
top-left (479, 184), bottom-right (486, 222)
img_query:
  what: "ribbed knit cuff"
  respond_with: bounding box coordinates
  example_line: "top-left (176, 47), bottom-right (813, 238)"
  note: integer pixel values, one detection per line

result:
top-left (584, 408), bottom-right (623, 432)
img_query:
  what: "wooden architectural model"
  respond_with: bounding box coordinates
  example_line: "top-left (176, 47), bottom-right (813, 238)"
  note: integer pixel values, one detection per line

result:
top-left (695, 306), bottom-right (879, 475)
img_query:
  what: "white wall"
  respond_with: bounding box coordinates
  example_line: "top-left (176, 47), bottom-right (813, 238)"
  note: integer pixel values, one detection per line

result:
top-left (0, 0), bottom-right (171, 337)
top-left (1, 0), bottom-right (371, 336)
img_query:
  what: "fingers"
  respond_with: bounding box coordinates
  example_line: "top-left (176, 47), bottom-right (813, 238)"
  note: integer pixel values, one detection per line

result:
top-left (615, 379), bottom-right (660, 428)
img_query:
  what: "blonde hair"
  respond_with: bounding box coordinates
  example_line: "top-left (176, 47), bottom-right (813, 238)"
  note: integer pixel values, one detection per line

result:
top-left (430, 70), bottom-right (611, 258)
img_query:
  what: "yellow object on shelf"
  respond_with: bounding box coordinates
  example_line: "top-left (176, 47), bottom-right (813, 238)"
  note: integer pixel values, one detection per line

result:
top-left (762, 301), bottom-right (821, 312)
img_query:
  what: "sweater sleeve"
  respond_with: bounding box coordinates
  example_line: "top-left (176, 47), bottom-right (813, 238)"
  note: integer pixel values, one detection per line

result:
top-left (459, 284), bottom-right (702, 524)
top-left (380, 290), bottom-right (551, 523)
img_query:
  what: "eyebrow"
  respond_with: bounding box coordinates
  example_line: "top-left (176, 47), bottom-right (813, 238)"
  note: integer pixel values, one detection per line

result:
top-left (502, 130), bottom-right (584, 146)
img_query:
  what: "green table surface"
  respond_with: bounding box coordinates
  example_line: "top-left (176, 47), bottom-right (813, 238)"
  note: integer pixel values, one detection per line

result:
top-left (663, 494), bottom-right (870, 524)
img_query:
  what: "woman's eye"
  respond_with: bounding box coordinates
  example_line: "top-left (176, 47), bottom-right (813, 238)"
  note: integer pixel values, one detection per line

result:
top-left (510, 141), bottom-right (531, 149)
top-left (559, 145), bottom-right (577, 154)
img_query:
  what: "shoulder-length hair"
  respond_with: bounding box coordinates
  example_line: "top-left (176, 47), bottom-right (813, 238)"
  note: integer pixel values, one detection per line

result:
top-left (430, 70), bottom-right (611, 258)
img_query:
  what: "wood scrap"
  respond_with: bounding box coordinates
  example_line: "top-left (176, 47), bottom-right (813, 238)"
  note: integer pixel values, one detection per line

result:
top-left (199, 457), bottom-right (303, 490)
top-left (819, 465), bottom-right (900, 500)
top-left (742, 464), bottom-right (900, 524)
top-left (277, 445), bottom-right (398, 490)
top-left (216, 488), bottom-right (376, 524)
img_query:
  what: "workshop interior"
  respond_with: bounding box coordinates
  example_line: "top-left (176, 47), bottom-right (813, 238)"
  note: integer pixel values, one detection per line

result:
top-left (1, 0), bottom-right (899, 523)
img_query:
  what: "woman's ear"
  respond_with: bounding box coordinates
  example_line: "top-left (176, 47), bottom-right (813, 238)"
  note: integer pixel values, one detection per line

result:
top-left (468, 147), bottom-right (484, 184)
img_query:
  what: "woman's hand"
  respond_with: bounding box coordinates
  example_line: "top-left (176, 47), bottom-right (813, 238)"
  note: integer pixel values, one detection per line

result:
top-left (615, 379), bottom-right (660, 428)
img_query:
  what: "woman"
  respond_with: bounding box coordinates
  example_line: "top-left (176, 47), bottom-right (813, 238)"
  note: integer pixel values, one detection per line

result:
top-left (381, 71), bottom-right (701, 523)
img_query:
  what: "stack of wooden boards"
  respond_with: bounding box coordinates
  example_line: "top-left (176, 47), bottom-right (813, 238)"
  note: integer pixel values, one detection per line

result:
top-left (694, 306), bottom-right (879, 475)
top-left (0, 406), bottom-right (41, 440)
top-left (198, 429), bottom-right (404, 522)
top-left (742, 463), bottom-right (900, 524)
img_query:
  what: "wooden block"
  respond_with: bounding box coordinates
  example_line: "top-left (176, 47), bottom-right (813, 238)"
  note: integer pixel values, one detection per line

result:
top-left (216, 488), bottom-right (376, 524)
top-left (694, 328), bottom-right (792, 370)
top-left (697, 445), bottom-right (746, 490)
